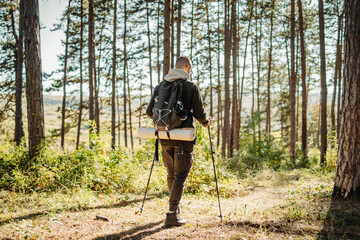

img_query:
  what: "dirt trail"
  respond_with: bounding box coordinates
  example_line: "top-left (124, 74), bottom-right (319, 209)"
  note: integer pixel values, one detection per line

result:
top-left (0, 181), bottom-right (328, 240)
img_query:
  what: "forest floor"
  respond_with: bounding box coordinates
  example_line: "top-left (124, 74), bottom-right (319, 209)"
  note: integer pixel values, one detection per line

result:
top-left (1, 169), bottom-right (360, 240)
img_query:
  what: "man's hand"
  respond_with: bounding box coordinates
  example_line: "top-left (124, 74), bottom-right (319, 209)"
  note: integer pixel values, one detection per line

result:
top-left (205, 117), bottom-right (212, 127)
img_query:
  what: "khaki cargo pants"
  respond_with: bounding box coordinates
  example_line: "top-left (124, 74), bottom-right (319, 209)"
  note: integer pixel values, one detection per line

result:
top-left (160, 139), bottom-right (194, 212)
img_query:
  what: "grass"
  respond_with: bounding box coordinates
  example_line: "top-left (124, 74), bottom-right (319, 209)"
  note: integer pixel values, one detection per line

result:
top-left (2, 167), bottom-right (358, 239)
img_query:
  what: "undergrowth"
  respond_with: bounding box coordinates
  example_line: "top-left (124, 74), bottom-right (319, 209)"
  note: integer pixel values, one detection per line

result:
top-left (0, 124), bottom-right (239, 197)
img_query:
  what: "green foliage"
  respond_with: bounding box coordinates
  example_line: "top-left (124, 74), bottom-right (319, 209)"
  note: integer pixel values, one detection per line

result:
top-left (0, 133), bottom-right (155, 194)
top-left (0, 125), bottom-right (239, 197)
top-left (223, 116), bottom-right (286, 176)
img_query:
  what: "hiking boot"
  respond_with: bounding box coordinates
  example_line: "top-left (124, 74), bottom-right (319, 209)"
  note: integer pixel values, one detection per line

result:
top-left (165, 212), bottom-right (187, 227)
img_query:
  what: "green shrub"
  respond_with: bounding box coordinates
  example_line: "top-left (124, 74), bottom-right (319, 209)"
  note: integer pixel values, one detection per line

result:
top-left (0, 125), bottom-right (239, 197)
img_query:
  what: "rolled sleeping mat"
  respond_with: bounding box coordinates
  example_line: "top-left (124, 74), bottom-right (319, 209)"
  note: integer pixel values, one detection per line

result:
top-left (138, 127), bottom-right (195, 141)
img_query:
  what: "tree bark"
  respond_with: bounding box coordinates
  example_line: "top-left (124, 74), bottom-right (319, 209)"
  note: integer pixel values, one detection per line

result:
top-left (76, 0), bottom-right (84, 149)
top-left (61, 0), bottom-right (72, 149)
top-left (123, 0), bottom-right (128, 147)
top-left (298, 0), bottom-right (308, 159)
top-left (95, 16), bottom-right (106, 134)
top-left (217, 0), bottom-right (222, 147)
top-left (127, 67), bottom-right (134, 149)
top-left (205, 1), bottom-right (213, 118)
top-left (222, 0), bottom-right (231, 157)
top-left (176, 0), bottom-right (181, 58)
top-left (111, 0), bottom-right (117, 149)
top-left (163, 0), bottom-right (171, 77)
top-left (231, 0), bottom-right (239, 154)
top-left (146, 1), bottom-right (153, 95)
top-left (290, 0), bottom-right (296, 161)
top-left (190, 0), bottom-right (194, 60)
top-left (14, 0), bottom-right (25, 146)
top-left (332, 11), bottom-right (343, 143)
top-left (157, 0), bottom-right (161, 83)
top-left (88, 0), bottom-right (95, 137)
top-left (170, 0), bottom-right (174, 68)
top-left (337, 25), bottom-right (343, 139)
top-left (266, 0), bottom-right (275, 135)
top-left (333, 0), bottom-right (360, 198)
top-left (318, 0), bottom-right (327, 166)
top-left (241, 0), bottom-right (254, 126)
top-left (23, 0), bottom-right (45, 159)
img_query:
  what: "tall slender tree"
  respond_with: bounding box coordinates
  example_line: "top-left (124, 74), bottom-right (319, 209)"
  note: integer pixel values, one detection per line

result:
top-left (266, 0), bottom-right (275, 135)
top-left (298, 0), bottom-right (308, 159)
top-left (205, 1), bottom-right (213, 118)
top-left (111, 0), bottom-right (117, 149)
top-left (13, 0), bottom-right (25, 146)
top-left (163, 0), bottom-right (171, 76)
top-left (231, 0), bottom-right (239, 153)
top-left (76, 0), bottom-right (84, 149)
top-left (223, 0), bottom-right (231, 157)
top-left (331, 8), bottom-right (343, 141)
top-left (146, 0), bottom-right (153, 95)
top-left (318, 0), bottom-right (327, 166)
top-left (23, 0), bottom-right (45, 158)
top-left (290, 0), bottom-right (296, 161)
top-left (176, 0), bottom-right (182, 58)
top-left (88, 0), bottom-right (95, 136)
top-left (61, 0), bottom-right (72, 149)
top-left (123, 0), bottom-right (128, 147)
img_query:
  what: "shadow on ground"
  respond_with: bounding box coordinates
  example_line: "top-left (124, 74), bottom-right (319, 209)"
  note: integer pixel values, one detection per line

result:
top-left (93, 220), bottom-right (164, 240)
top-left (317, 197), bottom-right (360, 239)
top-left (0, 197), bottom-right (154, 227)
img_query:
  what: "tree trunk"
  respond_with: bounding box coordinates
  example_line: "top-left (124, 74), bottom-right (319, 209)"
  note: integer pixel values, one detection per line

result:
top-left (318, 0), bottom-right (327, 166)
top-left (190, 0), bottom-right (194, 60)
top-left (61, 0), bottom-right (72, 149)
top-left (163, 0), bottom-right (171, 77)
top-left (23, 0), bottom-right (45, 159)
top-left (205, 1), bottom-right (213, 118)
top-left (222, 0), bottom-right (231, 157)
top-left (123, 0), bottom-right (128, 147)
top-left (332, 12), bottom-right (343, 142)
top-left (88, 0), bottom-right (95, 137)
top-left (95, 16), bottom-right (106, 134)
top-left (157, 0), bottom-right (161, 83)
top-left (76, 0), bottom-right (84, 150)
top-left (117, 81), bottom-right (121, 146)
top-left (241, 0), bottom-right (254, 125)
top-left (146, 1), bottom-right (153, 95)
top-left (298, 0), bottom-right (308, 159)
top-left (13, 0), bottom-right (25, 146)
top-left (290, 0), bottom-right (296, 161)
top-left (176, 0), bottom-right (181, 58)
top-left (255, 0), bottom-right (262, 141)
top-left (217, 0), bottom-right (222, 147)
top-left (337, 26), bottom-right (343, 139)
top-left (170, 0), bottom-right (174, 68)
top-left (111, 0), bottom-right (117, 149)
top-left (251, 34), bottom-right (255, 119)
top-left (127, 65), bottom-right (134, 149)
top-left (266, 0), bottom-right (275, 135)
top-left (333, 0), bottom-right (360, 198)
top-left (231, 0), bottom-right (239, 154)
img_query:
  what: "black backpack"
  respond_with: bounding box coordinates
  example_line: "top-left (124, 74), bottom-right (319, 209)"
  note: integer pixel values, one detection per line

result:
top-left (152, 79), bottom-right (187, 136)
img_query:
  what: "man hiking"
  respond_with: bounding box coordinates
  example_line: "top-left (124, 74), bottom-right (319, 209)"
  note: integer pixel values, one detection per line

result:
top-left (146, 56), bottom-right (210, 227)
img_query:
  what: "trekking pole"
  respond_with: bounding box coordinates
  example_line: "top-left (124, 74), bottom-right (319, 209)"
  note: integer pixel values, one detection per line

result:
top-left (140, 139), bottom-right (159, 213)
top-left (208, 126), bottom-right (223, 222)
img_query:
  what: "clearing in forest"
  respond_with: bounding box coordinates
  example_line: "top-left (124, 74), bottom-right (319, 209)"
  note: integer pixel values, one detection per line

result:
top-left (1, 169), bottom-right (359, 240)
